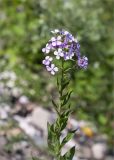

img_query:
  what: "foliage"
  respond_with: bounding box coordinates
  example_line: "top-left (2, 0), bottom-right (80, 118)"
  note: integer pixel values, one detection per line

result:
top-left (0, 0), bottom-right (113, 145)
top-left (47, 60), bottom-right (76, 160)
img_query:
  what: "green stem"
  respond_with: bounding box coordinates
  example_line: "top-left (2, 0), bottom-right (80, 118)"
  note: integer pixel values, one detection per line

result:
top-left (59, 59), bottom-right (64, 112)
top-left (49, 59), bottom-right (72, 160)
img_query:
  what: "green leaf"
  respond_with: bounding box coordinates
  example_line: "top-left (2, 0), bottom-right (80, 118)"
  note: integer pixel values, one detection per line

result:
top-left (60, 130), bottom-right (76, 148)
top-left (57, 76), bottom-right (59, 87)
top-left (60, 92), bottom-right (69, 100)
top-left (60, 117), bottom-right (68, 131)
top-left (52, 99), bottom-right (58, 108)
top-left (61, 81), bottom-right (70, 91)
top-left (47, 122), bottom-right (61, 154)
top-left (67, 91), bottom-right (72, 101)
top-left (62, 91), bottom-right (72, 106)
top-left (52, 100), bottom-right (60, 115)
top-left (62, 146), bottom-right (75, 160)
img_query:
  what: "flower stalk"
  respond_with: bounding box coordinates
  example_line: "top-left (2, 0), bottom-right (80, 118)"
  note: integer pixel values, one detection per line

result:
top-left (42, 29), bottom-right (88, 160)
top-left (48, 61), bottom-right (76, 160)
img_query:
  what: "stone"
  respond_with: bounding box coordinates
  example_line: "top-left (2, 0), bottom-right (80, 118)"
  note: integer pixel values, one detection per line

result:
top-left (92, 143), bottom-right (107, 159)
top-left (77, 145), bottom-right (92, 159)
top-left (0, 136), bottom-right (7, 149)
top-left (0, 156), bottom-right (8, 160)
top-left (30, 107), bottom-right (52, 135)
top-left (0, 108), bottom-right (8, 119)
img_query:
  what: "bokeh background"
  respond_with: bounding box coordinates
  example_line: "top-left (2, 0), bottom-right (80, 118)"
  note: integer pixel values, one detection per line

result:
top-left (0, 0), bottom-right (114, 160)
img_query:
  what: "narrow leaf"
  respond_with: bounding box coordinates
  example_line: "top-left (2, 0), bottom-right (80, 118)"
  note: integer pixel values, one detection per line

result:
top-left (52, 100), bottom-right (60, 115)
top-left (57, 77), bottom-right (59, 87)
top-left (52, 99), bottom-right (58, 108)
top-left (62, 81), bottom-right (70, 91)
top-left (62, 146), bottom-right (75, 160)
top-left (60, 92), bottom-right (69, 100)
top-left (62, 91), bottom-right (72, 106)
top-left (60, 130), bottom-right (76, 148)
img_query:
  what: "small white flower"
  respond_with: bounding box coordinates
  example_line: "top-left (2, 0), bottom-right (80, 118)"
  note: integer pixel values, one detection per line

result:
top-left (64, 31), bottom-right (69, 35)
top-left (51, 36), bottom-right (62, 47)
top-left (55, 29), bottom-right (59, 33)
top-left (74, 38), bottom-right (78, 43)
top-left (51, 29), bottom-right (59, 34)
top-left (46, 64), bottom-right (58, 75)
top-left (42, 56), bottom-right (53, 66)
top-left (54, 48), bottom-right (64, 59)
top-left (42, 43), bottom-right (51, 54)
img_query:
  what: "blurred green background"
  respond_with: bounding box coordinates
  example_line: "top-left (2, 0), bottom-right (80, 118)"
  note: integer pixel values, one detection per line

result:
top-left (0, 0), bottom-right (113, 146)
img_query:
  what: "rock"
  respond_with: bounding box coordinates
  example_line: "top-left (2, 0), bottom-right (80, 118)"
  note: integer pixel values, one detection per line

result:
top-left (106, 156), bottom-right (114, 160)
top-left (30, 107), bottom-right (52, 136)
top-left (77, 145), bottom-right (92, 159)
top-left (14, 115), bottom-right (46, 147)
top-left (0, 156), bottom-right (8, 160)
top-left (7, 128), bottom-right (21, 137)
top-left (92, 143), bottom-right (107, 159)
top-left (0, 136), bottom-right (7, 150)
top-left (0, 108), bottom-right (8, 119)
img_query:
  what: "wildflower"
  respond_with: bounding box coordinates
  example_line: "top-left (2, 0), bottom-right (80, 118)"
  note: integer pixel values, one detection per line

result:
top-left (46, 64), bottom-right (58, 75)
top-left (64, 52), bottom-right (74, 60)
top-left (78, 56), bottom-right (88, 69)
top-left (66, 33), bottom-right (74, 42)
top-left (51, 29), bottom-right (59, 34)
top-left (51, 36), bottom-right (62, 47)
top-left (54, 48), bottom-right (64, 59)
top-left (42, 56), bottom-right (53, 66)
top-left (42, 29), bottom-right (88, 75)
top-left (42, 43), bottom-right (51, 54)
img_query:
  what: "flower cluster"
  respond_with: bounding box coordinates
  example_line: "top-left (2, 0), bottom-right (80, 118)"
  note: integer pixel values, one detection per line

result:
top-left (42, 29), bottom-right (88, 75)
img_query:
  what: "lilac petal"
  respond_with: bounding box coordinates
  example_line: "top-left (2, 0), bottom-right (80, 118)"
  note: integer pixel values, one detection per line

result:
top-left (51, 29), bottom-right (59, 34)
top-left (52, 42), bottom-right (57, 46)
top-left (51, 71), bottom-right (55, 75)
top-left (51, 37), bottom-right (56, 41)
top-left (54, 51), bottom-right (58, 55)
top-left (57, 41), bottom-right (62, 45)
top-left (43, 60), bottom-right (50, 66)
top-left (64, 31), bottom-right (69, 35)
top-left (51, 64), bottom-right (55, 68)
top-left (57, 36), bottom-right (61, 40)
top-left (54, 67), bottom-right (58, 72)
top-left (58, 48), bottom-right (62, 52)
top-left (59, 52), bottom-right (64, 57)
top-left (55, 29), bottom-right (59, 33)
top-left (46, 66), bottom-right (52, 71)
top-left (56, 55), bottom-right (60, 59)
top-left (78, 56), bottom-right (88, 69)
top-left (42, 60), bottom-right (45, 64)
top-left (42, 48), bottom-right (46, 52)
top-left (45, 48), bottom-right (50, 53)
top-left (45, 56), bottom-right (49, 60)
top-left (49, 57), bottom-right (53, 61)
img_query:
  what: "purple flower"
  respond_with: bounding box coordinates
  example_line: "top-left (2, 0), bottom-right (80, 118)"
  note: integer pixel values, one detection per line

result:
top-left (51, 36), bottom-right (62, 47)
top-left (46, 64), bottom-right (58, 75)
top-left (42, 43), bottom-right (52, 54)
top-left (78, 56), bottom-right (88, 69)
top-left (42, 56), bottom-right (53, 66)
top-left (66, 33), bottom-right (74, 42)
top-left (64, 52), bottom-right (74, 60)
top-left (42, 29), bottom-right (88, 75)
top-left (72, 42), bottom-right (81, 58)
